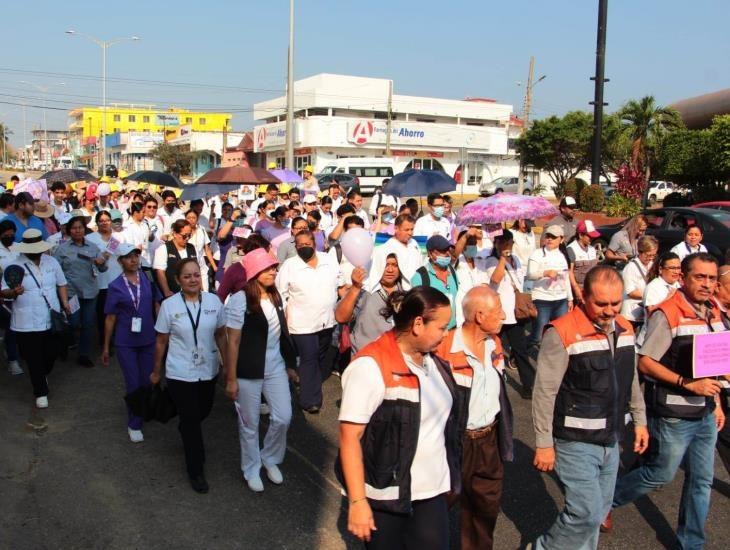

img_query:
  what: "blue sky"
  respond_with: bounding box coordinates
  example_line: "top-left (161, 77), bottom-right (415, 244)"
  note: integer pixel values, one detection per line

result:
top-left (2, 0), bottom-right (728, 147)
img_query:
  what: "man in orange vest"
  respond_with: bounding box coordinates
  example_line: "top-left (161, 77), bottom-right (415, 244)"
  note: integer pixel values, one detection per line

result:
top-left (608, 253), bottom-right (726, 549)
top-left (531, 266), bottom-right (648, 550)
top-left (435, 286), bottom-right (512, 550)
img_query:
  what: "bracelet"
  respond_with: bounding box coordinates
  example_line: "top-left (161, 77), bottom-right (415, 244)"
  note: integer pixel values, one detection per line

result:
top-left (349, 497), bottom-right (367, 506)
top-left (677, 375), bottom-right (683, 388)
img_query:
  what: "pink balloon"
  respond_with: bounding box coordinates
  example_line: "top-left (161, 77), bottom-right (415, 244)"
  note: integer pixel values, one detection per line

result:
top-left (340, 227), bottom-right (374, 267)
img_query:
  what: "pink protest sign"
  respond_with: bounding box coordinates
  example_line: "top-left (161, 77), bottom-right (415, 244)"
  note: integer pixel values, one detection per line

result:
top-left (692, 331), bottom-right (730, 378)
top-left (106, 236), bottom-right (122, 254)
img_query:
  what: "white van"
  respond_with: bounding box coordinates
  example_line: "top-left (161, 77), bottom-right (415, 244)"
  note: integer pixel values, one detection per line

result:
top-left (319, 157), bottom-right (395, 194)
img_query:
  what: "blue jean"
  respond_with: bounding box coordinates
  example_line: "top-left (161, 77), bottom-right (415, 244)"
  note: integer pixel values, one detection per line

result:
top-left (70, 297), bottom-right (96, 358)
top-left (530, 299), bottom-right (568, 348)
top-left (613, 413), bottom-right (717, 550)
top-left (536, 439), bottom-right (619, 550)
top-left (291, 328), bottom-right (334, 409)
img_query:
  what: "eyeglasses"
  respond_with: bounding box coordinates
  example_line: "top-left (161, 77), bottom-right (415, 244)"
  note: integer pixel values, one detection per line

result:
top-left (146, 205), bottom-right (158, 209)
top-left (178, 233), bottom-right (192, 240)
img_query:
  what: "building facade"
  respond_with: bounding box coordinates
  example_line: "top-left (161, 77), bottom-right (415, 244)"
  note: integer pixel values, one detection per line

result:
top-left (252, 74), bottom-right (521, 193)
top-left (29, 129), bottom-right (70, 170)
top-left (68, 105), bottom-right (232, 169)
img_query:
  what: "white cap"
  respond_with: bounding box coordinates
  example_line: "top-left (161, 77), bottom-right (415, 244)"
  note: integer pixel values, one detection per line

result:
top-left (562, 196), bottom-right (577, 207)
top-left (117, 242), bottom-right (141, 257)
top-left (97, 183), bottom-right (111, 196)
top-left (302, 194), bottom-right (318, 204)
top-left (380, 195), bottom-right (397, 208)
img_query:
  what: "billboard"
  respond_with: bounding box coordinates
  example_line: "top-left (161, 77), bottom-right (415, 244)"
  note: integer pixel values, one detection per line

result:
top-left (155, 114), bottom-right (180, 127)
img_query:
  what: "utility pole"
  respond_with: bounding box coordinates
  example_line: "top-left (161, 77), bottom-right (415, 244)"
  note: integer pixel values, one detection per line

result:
top-left (22, 103), bottom-right (27, 168)
top-left (517, 57), bottom-right (535, 195)
top-left (285, 0), bottom-right (295, 170)
top-left (589, 0), bottom-right (609, 186)
top-left (385, 79), bottom-right (393, 156)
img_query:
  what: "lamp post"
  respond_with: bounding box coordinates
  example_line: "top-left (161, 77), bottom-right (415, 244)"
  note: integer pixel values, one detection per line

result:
top-left (19, 81), bottom-right (65, 169)
top-left (285, 0), bottom-right (295, 170)
top-left (516, 58), bottom-right (546, 195)
top-left (589, 0), bottom-right (609, 186)
top-left (66, 30), bottom-right (140, 175)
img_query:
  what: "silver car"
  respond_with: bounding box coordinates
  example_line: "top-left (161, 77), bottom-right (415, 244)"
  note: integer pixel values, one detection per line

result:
top-left (479, 176), bottom-right (533, 196)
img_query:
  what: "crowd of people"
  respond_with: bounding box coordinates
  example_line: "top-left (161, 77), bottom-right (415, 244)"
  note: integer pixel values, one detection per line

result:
top-left (1, 172), bottom-right (728, 550)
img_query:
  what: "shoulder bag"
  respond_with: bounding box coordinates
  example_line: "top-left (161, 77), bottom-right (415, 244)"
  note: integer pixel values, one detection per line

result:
top-left (504, 263), bottom-right (537, 321)
top-left (24, 262), bottom-right (70, 335)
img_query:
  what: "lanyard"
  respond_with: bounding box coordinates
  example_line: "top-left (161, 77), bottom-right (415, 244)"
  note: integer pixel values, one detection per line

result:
top-left (123, 273), bottom-right (141, 313)
top-left (181, 293), bottom-right (202, 347)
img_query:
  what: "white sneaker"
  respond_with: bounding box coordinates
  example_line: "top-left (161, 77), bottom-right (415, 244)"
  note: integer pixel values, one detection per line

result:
top-left (7, 360), bottom-right (23, 376)
top-left (128, 428), bottom-right (144, 443)
top-left (246, 475), bottom-right (264, 492)
top-left (35, 396), bottom-right (48, 409)
top-left (264, 464), bottom-right (283, 485)
top-left (259, 402), bottom-right (270, 415)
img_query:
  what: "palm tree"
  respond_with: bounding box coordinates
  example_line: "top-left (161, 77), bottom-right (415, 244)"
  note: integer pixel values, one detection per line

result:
top-left (618, 96), bottom-right (682, 182)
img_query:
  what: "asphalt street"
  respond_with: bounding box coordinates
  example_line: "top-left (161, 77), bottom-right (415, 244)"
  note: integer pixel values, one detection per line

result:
top-left (2, 344), bottom-right (729, 550)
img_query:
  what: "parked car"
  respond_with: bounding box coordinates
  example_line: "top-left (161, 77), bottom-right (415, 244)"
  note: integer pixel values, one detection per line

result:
top-left (316, 173), bottom-right (360, 193)
top-left (99, 164), bottom-right (118, 178)
top-left (479, 176), bottom-right (533, 196)
top-left (692, 201), bottom-right (730, 213)
top-left (646, 181), bottom-right (679, 203)
top-left (318, 157), bottom-right (394, 194)
top-left (593, 207), bottom-right (730, 262)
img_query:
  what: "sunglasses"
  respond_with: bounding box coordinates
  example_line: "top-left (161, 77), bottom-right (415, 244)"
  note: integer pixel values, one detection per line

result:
top-left (146, 205), bottom-right (158, 209)
top-left (543, 234), bottom-right (559, 240)
top-left (178, 233), bottom-right (192, 240)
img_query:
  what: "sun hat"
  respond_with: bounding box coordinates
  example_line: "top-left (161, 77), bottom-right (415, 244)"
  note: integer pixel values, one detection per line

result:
top-left (576, 219), bottom-right (601, 238)
top-left (242, 248), bottom-right (278, 281)
top-left (110, 183), bottom-right (121, 193)
top-left (11, 228), bottom-right (52, 254)
top-left (99, 176), bottom-right (111, 183)
top-left (68, 209), bottom-right (92, 224)
top-left (302, 195), bottom-right (318, 204)
top-left (426, 235), bottom-right (452, 252)
top-left (33, 200), bottom-right (55, 219)
top-left (544, 224), bottom-right (565, 238)
top-left (117, 242), bottom-right (141, 258)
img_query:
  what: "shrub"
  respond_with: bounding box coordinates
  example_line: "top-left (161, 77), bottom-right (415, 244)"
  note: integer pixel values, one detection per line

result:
top-left (614, 165), bottom-right (645, 201)
top-left (605, 194), bottom-right (642, 218)
top-left (579, 184), bottom-right (605, 212)
top-left (555, 177), bottom-right (587, 202)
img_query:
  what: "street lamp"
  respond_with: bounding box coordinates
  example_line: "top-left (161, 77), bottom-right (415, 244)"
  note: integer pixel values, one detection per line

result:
top-left (66, 30), bottom-right (140, 175)
top-left (19, 81), bottom-right (65, 169)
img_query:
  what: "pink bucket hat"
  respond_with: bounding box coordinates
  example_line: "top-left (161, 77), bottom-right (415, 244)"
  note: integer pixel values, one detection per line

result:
top-left (242, 248), bottom-right (278, 280)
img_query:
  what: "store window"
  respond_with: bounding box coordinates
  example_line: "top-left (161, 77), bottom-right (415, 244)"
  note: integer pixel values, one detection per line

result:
top-left (143, 115), bottom-right (150, 123)
top-left (405, 159), bottom-right (444, 171)
top-left (274, 157), bottom-right (285, 169)
top-left (129, 115), bottom-right (136, 122)
top-left (294, 155), bottom-right (312, 175)
top-left (113, 114), bottom-right (121, 122)
top-left (199, 118), bottom-right (206, 125)
top-left (185, 117), bottom-right (192, 124)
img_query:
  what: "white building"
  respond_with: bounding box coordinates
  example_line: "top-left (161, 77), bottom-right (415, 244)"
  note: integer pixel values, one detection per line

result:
top-left (107, 131), bottom-right (165, 172)
top-left (167, 128), bottom-right (245, 179)
top-left (252, 74), bottom-right (522, 194)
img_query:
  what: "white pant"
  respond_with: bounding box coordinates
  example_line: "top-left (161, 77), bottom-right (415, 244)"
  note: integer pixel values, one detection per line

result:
top-left (235, 369), bottom-right (292, 480)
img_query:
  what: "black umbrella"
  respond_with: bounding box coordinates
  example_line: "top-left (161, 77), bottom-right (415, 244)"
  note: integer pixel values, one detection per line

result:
top-left (39, 169), bottom-right (95, 185)
top-left (382, 169), bottom-right (457, 197)
top-left (124, 384), bottom-right (177, 423)
top-left (127, 170), bottom-right (183, 188)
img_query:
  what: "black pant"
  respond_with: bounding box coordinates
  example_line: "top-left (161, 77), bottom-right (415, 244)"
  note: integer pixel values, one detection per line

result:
top-left (291, 328), bottom-right (334, 409)
top-left (166, 377), bottom-right (217, 478)
top-left (95, 288), bottom-right (108, 347)
top-left (718, 394), bottom-right (730, 476)
top-left (500, 321), bottom-right (533, 393)
top-left (366, 494), bottom-right (449, 550)
top-left (16, 330), bottom-right (58, 397)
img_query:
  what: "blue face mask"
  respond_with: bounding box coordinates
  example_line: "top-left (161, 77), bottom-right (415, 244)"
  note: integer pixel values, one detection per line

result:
top-left (464, 245), bottom-right (478, 258)
top-left (282, 219), bottom-right (291, 228)
top-left (432, 206), bottom-right (445, 219)
top-left (382, 213), bottom-right (394, 224)
top-left (434, 255), bottom-right (451, 268)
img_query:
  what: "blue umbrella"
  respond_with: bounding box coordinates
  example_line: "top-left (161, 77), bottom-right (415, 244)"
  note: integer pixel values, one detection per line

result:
top-left (180, 183), bottom-right (241, 201)
top-left (382, 169), bottom-right (457, 197)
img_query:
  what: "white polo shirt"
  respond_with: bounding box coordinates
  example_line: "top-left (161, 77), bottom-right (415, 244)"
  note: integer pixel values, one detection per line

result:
top-left (413, 214), bottom-right (452, 240)
top-left (154, 292), bottom-right (226, 382)
top-left (483, 256), bottom-right (525, 325)
top-left (670, 241), bottom-right (708, 261)
top-left (621, 258), bottom-right (651, 321)
top-left (152, 243), bottom-right (190, 271)
top-left (121, 219), bottom-right (151, 267)
top-left (158, 207), bottom-right (184, 236)
top-left (276, 251), bottom-right (343, 334)
top-left (2, 254), bottom-right (67, 332)
top-left (340, 351), bottom-right (452, 501)
top-left (643, 276), bottom-right (680, 309)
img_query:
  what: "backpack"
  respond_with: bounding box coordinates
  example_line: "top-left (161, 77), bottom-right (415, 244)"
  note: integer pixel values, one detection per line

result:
top-left (415, 265), bottom-right (459, 291)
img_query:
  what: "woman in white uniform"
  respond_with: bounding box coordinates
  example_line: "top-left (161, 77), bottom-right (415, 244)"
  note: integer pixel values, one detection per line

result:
top-left (184, 209), bottom-right (217, 292)
top-left (670, 225), bottom-right (708, 261)
top-left (620, 235), bottom-right (658, 329)
top-left (225, 249), bottom-right (296, 493)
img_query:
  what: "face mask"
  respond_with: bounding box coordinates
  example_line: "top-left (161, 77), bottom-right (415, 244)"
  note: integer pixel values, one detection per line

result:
top-left (266, 210), bottom-right (275, 218)
top-left (0, 235), bottom-right (14, 248)
top-left (464, 245), bottom-right (478, 258)
top-left (432, 206), bottom-right (445, 218)
top-left (25, 253), bottom-right (42, 262)
top-left (434, 255), bottom-right (451, 268)
top-left (307, 221), bottom-right (317, 231)
top-left (282, 219), bottom-right (291, 228)
top-left (382, 213), bottom-right (394, 224)
top-left (296, 246), bottom-right (315, 261)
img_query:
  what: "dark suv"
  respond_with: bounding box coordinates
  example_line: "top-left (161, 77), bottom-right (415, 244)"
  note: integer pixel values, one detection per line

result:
top-left (317, 173), bottom-right (360, 193)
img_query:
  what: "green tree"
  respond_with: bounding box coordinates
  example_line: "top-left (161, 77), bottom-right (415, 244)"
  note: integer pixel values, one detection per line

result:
top-left (618, 96), bottom-right (682, 182)
top-left (515, 111), bottom-right (593, 197)
top-left (150, 142), bottom-right (192, 177)
top-left (0, 123), bottom-right (14, 167)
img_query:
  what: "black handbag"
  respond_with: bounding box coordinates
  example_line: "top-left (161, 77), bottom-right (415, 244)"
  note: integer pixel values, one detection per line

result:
top-left (124, 384), bottom-right (177, 423)
top-left (24, 263), bottom-right (70, 335)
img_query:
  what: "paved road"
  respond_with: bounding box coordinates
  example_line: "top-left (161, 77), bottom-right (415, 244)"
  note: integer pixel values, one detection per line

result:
top-left (2, 346), bottom-right (729, 550)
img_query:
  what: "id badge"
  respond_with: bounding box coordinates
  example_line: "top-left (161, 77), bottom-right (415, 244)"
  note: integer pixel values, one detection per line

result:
top-left (192, 348), bottom-right (205, 368)
top-left (131, 317), bottom-right (142, 333)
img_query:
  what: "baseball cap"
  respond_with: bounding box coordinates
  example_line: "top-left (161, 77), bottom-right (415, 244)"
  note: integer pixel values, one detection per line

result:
top-left (109, 209), bottom-right (123, 221)
top-left (576, 219), bottom-right (601, 238)
top-left (560, 196), bottom-right (577, 208)
top-left (426, 235), bottom-right (452, 252)
top-left (302, 195), bottom-right (318, 204)
top-left (97, 183), bottom-right (111, 197)
top-left (117, 242), bottom-right (141, 258)
top-left (543, 224), bottom-right (565, 238)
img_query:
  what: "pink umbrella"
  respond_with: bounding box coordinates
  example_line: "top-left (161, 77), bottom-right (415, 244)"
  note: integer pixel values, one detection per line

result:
top-left (455, 192), bottom-right (558, 226)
